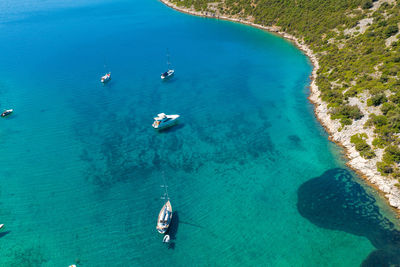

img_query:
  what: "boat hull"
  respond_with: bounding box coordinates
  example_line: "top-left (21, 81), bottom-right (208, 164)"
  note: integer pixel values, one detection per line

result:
top-left (156, 200), bottom-right (172, 234)
top-left (152, 115), bottom-right (180, 130)
top-left (161, 70), bottom-right (174, 80)
top-left (101, 73), bottom-right (111, 83)
top-left (1, 109), bottom-right (13, 117)
top-left (153, 119), bottom-right (178, 130)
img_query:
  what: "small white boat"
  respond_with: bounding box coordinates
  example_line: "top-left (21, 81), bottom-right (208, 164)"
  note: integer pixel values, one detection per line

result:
top-left (100, 72), bottom-right (111, 83)
top-left (157, 200), bottom-right (172, 234)
top-left (1, 109), bottom-right (13, 117)
top-left (0, 224), bottom-right (4, 230)
top-left (161, 69), bottom-right (174, 80)
top-left (163, 234), bottom-right (170, 243)
top-left (68, 265), bottom-right (76, 267)
top-left (152, 113), bottom-right (180, 130)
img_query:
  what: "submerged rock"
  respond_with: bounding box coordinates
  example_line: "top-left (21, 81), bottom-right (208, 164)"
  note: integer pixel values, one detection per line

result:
top-left (297, 168), bottom-right (400, 266)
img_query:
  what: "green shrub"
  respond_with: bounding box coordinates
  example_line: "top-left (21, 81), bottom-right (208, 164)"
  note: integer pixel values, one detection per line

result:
top-left (321, 90), bottom-right (344, 104)
top-left (341, 117), bottom-right (353, 125)
top-left (367, 94), bottom-right (387, 106)
top-left (332, 105), bottom-right (363, 122)
top-left (377, 161), bottom-right (393, 175)
top-left (381, 102), bottom-right (395, 115)
top-left (361, 149), bottom-right (377, 159)
top-left (362, 0), bottom-right (373, 9)
top-left (389, 92), bottom-right (400, 103)
top-left (350, 133), bottom-right (376, 158)
top-left (384, 24), bottom-right (399, 38)
top-left (383, 145), bottom-right (400, 163)
top-left (372, 137), bottom-right (387, 148)
top-left (380, 75), bottom-right (389, 83)
top-left (387, 110), bottom-right (400, 131)
top-left (370, 114), bottom-right (388, 126)
top-left (378, 20), bottom-right (388, 27)
top-left (344, 88), bottom-right (359, 97)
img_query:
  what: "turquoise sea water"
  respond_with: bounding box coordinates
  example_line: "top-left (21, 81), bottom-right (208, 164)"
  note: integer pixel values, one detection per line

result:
top-left (0, 0), bottom-right (400, 266)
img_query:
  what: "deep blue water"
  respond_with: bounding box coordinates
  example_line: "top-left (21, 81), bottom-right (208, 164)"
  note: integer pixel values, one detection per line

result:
top-left (0, 0), bottom-right (399, 266)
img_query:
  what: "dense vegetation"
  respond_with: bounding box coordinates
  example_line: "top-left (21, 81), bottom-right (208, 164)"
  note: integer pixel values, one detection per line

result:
top-left (331, 105), bottom-right (363, 125)
top-left (351, 133), bottom-right (376, 158)
top-left (170, 0), bottom-right (400, 182)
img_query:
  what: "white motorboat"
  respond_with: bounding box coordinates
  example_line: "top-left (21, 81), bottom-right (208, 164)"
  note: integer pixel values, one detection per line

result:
top-left (152, 113), bottom-right (179, 130)
top-left (157, 200), bottom-right (172, 234)
top-left (1, 109), bottom-right (13, 117)
top-left (100, 72), bottom-right (111, 83)
top-left (0, 224), bottom-right (4, 230)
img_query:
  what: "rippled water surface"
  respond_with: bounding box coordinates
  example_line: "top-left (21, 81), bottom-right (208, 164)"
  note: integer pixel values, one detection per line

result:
top-left (0, 0), bottom-right (399, 266)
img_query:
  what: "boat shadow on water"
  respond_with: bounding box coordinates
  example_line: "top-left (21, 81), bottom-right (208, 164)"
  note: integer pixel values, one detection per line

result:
top-left (161, 77), bottom-right (177, 83)
top-left (165, 211), bottom-right (179, 250)
top-left (0, 230), bottom-right (11, 239)
top-left (157, 123), bottom-right (184, 134)
top-left (297, 168), bottom-right (400, 266)
top-left (164, 212), bottom-right (207, 250)
top-left (102, 81), bottom-right (114, 88)
top-left (2, 114), bottom-right (16, 120)
top-left (163, 212), bottom-right (227, 250)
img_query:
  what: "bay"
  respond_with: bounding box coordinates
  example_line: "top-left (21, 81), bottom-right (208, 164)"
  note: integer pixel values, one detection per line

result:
top-left (0, 0), bottom-right (399, 266)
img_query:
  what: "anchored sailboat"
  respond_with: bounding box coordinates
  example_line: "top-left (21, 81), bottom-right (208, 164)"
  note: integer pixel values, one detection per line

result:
top-left (1, 109), bottom-right (13, 117)
top-left (157, 200), bottom-right (172, 234)
top-left (161, 49), bottom-right (174, 80)
top-left (100, 72), bottom-right (111, 83)
top-left (156, 174), bottom-right (173, 234)
top-left (100, 60), bottom-right (111, 83)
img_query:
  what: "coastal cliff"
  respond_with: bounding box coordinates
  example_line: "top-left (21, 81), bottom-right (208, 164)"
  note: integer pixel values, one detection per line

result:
top-left (159, 0), bottom-right (400, 213)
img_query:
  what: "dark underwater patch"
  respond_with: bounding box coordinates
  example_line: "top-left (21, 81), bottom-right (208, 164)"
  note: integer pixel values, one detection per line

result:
top-left (163, 211), bottom-right (179, 250)
top-left (0, 231), bottom-right (10, 239)
top-left (76, 100), bottom-right (278, 189)
top-left (5, 245), bottom-right (48, 266)
top-left (287, 134), bottom-right (303, 150)
top-left (297, 168), bottom-right (400, 266)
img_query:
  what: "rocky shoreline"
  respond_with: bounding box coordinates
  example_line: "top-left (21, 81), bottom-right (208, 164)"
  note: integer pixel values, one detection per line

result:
top-left (159, 0), bottom-right (400, 215)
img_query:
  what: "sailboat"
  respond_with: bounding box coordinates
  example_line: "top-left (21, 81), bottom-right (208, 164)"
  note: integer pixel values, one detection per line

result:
top-left (156, 177), bottom-right (173, 234)
top-left (100, 72), bottom-right (111, 83)
top-left (1, 109), bottom-right (13, 117)
top-left (161, 50), bottom-right (174, 80)
top-left (101, 61), bottom-right (111, 83)
top-left (156, 200), bottom-right (172, 234)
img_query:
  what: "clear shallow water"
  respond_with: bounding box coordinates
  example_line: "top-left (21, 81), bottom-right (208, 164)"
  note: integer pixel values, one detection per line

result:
top-left (0, 0), bottom-right (399, 266)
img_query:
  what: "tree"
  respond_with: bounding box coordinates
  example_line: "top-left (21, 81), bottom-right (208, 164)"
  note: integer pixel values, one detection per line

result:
top-left (367, 94), bottom-right (387, 106)
top-left (362, 0), bottom-right (373, 9)
top-left (384, 25), bottom-right (399, 38)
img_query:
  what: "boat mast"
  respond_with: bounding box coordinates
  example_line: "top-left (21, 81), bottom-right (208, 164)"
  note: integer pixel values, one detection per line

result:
top-left (161, 171), bottom-right (169, 201)
top-left (166, 49), bottom-right (171, 70)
